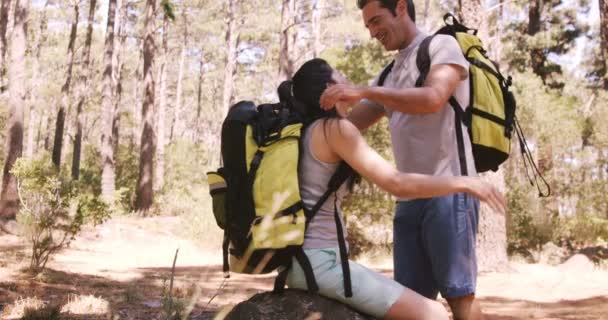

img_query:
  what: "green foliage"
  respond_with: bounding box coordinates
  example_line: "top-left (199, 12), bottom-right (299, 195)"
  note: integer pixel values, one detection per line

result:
top-left (12, 156), bottom-right (110, 273)
top-left (162, 0), bottom-right (176, 21)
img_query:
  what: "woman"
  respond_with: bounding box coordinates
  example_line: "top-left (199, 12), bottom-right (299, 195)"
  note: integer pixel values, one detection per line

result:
top-left (280, 58), bottom-right (505, 320)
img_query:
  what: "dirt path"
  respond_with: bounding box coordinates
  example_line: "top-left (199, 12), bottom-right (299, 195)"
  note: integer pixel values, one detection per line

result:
top-left (1, 217), bottom-right (607, 319)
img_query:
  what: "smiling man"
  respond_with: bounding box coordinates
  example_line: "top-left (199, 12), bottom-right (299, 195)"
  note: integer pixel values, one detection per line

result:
top-left (319, 1), bottom-right (484, 319)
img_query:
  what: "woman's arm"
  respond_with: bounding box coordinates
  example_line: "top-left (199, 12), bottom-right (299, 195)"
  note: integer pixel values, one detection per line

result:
top-left (321, 119), bottom-right (505, 214)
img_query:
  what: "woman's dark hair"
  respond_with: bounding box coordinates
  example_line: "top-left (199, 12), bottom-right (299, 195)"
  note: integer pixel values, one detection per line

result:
top-left (278, 58), bottom-right (360, 189)
top-left (278, 58), bottom-right (338, 123)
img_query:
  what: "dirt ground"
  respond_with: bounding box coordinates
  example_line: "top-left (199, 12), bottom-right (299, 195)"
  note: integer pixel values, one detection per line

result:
top-left (1, 216), bottom-right (607, 320)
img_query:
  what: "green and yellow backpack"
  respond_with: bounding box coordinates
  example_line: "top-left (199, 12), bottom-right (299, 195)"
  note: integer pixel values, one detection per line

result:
top-left (207, 100), bottom-right (355, 296)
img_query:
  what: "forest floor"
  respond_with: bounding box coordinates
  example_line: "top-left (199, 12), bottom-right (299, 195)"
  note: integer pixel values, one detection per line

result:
top-left (0, 216), bottom-right (607, 320)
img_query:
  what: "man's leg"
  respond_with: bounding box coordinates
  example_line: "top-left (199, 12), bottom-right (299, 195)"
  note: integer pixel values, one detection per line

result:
top-left (393, 200), bottom-right (439, 299)
top-left (446, 294), bottom-right (482, 320)
top-left (422, 193), bottom-right (482, 320)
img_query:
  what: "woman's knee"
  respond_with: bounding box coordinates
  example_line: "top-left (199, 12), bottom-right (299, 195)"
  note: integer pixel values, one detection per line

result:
top-left (384, 288), bottom-right (448, 320)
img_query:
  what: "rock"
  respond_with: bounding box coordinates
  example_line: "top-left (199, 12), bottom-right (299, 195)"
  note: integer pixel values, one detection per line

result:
top-left (539, 242), bottom-right (567, 266)
top-left (224, 289), bottom-right (373, 320)
top-left (559, 254), bottom-right (595, 272)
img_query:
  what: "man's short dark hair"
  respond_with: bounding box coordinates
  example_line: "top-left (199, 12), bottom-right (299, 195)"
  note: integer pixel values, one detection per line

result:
top-left (357, 0), bottom-right (416, 23)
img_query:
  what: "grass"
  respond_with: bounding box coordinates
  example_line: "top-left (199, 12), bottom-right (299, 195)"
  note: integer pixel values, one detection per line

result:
top-left (60, 294), bottom-right (109, 315)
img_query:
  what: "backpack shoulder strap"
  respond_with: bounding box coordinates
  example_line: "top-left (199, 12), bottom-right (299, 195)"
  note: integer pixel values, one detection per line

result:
top-left (414, 35), bottom-right (435, 88)
top-left (378, 60), bottom-right (395, 87)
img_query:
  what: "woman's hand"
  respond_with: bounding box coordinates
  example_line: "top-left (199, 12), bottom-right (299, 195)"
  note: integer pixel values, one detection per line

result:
top-left (463, 177), bottom-right (507, 215)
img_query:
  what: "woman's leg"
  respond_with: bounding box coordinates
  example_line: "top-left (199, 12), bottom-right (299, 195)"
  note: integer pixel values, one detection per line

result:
top-left (384, 287), bottom-right (448, 320)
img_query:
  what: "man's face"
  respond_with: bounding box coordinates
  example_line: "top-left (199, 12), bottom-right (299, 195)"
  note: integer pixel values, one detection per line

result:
top-left (361, 0), bottom-right (406, 51)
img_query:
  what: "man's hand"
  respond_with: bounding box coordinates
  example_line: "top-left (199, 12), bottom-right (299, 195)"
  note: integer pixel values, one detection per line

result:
top-left (320, 84), bottom-right (366, 111)
top-left (464, 177), bottom-right (507, 216)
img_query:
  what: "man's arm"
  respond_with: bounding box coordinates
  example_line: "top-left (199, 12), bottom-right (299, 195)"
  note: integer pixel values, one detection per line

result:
top-left (346, 100), bottom-right (385, 131)
top-left (321, 63), bottom-right (465, 115)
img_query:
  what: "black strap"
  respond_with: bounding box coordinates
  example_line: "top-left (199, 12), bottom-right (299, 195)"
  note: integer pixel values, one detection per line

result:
top-left (252, 202), bottom-right (304, 226)
top-left (514, 117), bottom-right (551, 197)
top-left (378, 61), bottom-right (395, 87)
top-left (415, 35), bottom-right (435, 87)
top-left (248, 150), bottom-right (264, 184)
top-left (222, 232), bottom-right (230, 278)
top-left (273, 259), bottom-right (292, 293)
top-left (470, 107), bottom-right (508, 127)
top-left (334, 196), bottom-right (352, 298)
top-left (449, 97), bottom-right (469, 176)
top-left (294, 248), bottom-right (320, 292)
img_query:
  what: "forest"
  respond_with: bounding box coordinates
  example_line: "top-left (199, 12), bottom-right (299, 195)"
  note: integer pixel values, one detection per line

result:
top-left (0, 0), bottom-right (607, 319)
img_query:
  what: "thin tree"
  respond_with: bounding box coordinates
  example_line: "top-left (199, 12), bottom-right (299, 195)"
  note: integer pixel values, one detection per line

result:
top-left (171, 7), bottom-right (187, 141)
top-left (0, 0), bottom-right (27, 222)
top-left (600, 0), bottom-right (608, 89)
top-left (112, 0), bottom-right (129, 155)
top-left (135, 0), bottom-right (157, 214)
top-left (156, 3), bottom-right (172, 192)
top-left (221, 0), bottom-right (239, 118)
top-left (0, 0), bottom-right (11, 91)
top-left (100, 0), bottom-right (118, 201)
top-left (195, 46), bottom-right (205, 141)
top-left (278, 0), bottom-right (294, 81)
top-left (72, 0), bottom-right (98, 180)
top-left (311, 0), bottom-right (323, 57)
top-left (51, 0), bottom-right (79, 168)
top-left (26, 0), bottom-right (49, 159)
top-left (459, 0), bottom-right (508, 272)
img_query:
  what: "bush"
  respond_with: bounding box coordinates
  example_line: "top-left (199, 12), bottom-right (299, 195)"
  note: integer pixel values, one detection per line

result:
top-left (12, 157), bottom-right (110, 273)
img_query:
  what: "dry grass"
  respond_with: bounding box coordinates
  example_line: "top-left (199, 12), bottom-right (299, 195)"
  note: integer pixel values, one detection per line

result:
top-left (1, 297), bottom-right (46, 320)
top-left (60, 294), bottom-right (109, 315)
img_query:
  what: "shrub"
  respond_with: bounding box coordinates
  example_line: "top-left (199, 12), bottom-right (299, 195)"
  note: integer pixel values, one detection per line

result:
top-left (12, 157), bottom-right (110, 273)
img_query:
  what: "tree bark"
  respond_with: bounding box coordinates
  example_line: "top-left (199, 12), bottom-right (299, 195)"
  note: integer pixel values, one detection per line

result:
top-left (52, 1), bottom-right (79, 168)
top-left (72, 0), bottom-right (97, 180)
top-left (278, 0), bottom-right (294, 81)
top-left (0, 0), bottom-right (27, 220)
top-left (222, 0), bottom-right (239, 119)
top-left (135, 0), bottom-right (157, 214)
top-left (528, 0), bottom-right (547, 83)
top-left (311, 0), bottom-right (323, 57)
top-left (26, 0), bottom-right (49, 159)
top-left (195, 46), bottom-right (205, 141)
top-left (460, 0), bottom-right (509, 272)
top-left (171, 9), bottom-right (187, 142)
top-left (156, 14), bottom-right (168, 192)
top-left (100, 0), bottom-right (118, 201)
top-left (600, 0), bottom-right (608, 89)
top-left (0, 0), bottom-right (11, 92)
top-left (113, 0), bottom-right (128, 156)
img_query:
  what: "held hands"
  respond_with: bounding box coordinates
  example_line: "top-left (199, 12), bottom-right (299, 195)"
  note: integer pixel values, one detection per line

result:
top-left (320, 84), bottom-right (366, 114)
top-left (464, 177), bottom-right (507, 215)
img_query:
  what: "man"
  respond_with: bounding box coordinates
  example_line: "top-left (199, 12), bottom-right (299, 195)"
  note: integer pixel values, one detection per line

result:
top-left (319, 1), bottom-right (485, 319)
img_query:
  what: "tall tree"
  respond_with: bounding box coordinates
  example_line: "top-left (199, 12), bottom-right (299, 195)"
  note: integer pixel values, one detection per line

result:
top-left (71, 0), bottom-right (97, 180)
top-left (171, 7), bottom-right (187, 141)
top-left (113, 0), bottom-right (129, 155)
top-left (278, 0), bottom-right (294, 81)
top-left (195, 46), bottom-right (205, 140)
top-left (0, 0), bottom-right (27, 222)
top-left (135, 0), bottom-right (157, 214)
top-left (52, 0), bottom-right (79, 168)
top-left (26, 0), bottom-right (49, 159)
top-left (100, 0), bottom-right (118, 201)
top-left (0, 0), bottom-right (11, 91)
top-left (156, 5), bottom-right (170, 191)
top-left (222, 0), bottom-right (239, 118)
top-left (312, 0), bottom-right (323, 57)
top-left (600, 0), bottom-right (608, 89)
top-left (459, 0), bottom-right (509, 272)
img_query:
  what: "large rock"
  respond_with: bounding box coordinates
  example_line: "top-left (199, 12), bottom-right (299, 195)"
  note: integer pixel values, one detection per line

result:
top-left (224, 289), bottom-right (373, 320)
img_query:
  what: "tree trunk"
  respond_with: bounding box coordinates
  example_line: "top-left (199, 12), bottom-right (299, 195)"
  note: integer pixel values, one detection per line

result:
top-left (156, 15), bottom-right (168, 192)
top-left (0, 0), bottom-right (11, 92)
top-left (72, 0), bottom-right (97, 180)
top-left (222, 0), bottom-right (238, 119)
top-left (52, 1), bottom-right (79, 168)
top-left (132, 43), bottom-right (143, 147)
top-left (171, 10), bottom-right (187, 142)
top-left (528, 0), bottom-right (547, 83)
top-left (311, 0), bottom-right (323, 57)
top-left (600, 0), bottom-right (608, 90)
top-left (278, 0), bottom-right (294, 81)
top-left (460, 0), bottom-right (509, 272)
top-left (113, 0), bottom-right (128, 156)
top-left (0, 0), bottom-right (27, 220)
top-left (195, 47), bottom-right (205, 141)
top-left (26, 0), bottom-right (49, 159)
top-left (135, 0), bottom-right (157, 214)
top-left (100, 0), bottom-right (118, 201)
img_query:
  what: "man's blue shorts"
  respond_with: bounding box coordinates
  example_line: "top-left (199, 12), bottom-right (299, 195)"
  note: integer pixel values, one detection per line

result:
top-left (393, 193), bottom-right (480, 300)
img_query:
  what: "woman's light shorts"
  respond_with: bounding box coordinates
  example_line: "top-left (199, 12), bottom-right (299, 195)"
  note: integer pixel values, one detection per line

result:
top-left (286, 247), bottom-right (405, 319)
